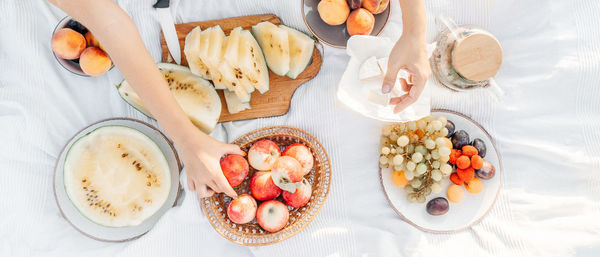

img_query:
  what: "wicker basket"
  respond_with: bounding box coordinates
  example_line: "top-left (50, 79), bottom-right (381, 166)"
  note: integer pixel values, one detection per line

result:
top-left (201, 126), bottom-right (332, 246)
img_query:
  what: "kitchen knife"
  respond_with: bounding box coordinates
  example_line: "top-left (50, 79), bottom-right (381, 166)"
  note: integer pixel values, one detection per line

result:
top-left (154, 0), bottom-right (181, 64)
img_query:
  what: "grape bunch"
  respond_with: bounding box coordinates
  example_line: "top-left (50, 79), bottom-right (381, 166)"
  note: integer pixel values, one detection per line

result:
top-left (379, 116), bottom-right (454, 203)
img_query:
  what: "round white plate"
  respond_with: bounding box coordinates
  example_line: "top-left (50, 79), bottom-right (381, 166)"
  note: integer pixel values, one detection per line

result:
top-left (53, 118), bottom-right (181, 242)
top-left (380, 110), bottom-right (502, 233)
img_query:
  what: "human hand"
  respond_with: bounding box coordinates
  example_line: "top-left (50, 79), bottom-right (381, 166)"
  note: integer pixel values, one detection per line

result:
top-left (382, 34), bottom-right (431, 113)
top-left (178, 126), bottom-right (244, 198)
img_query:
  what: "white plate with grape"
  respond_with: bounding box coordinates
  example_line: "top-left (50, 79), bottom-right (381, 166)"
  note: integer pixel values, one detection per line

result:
top-left (379, 110), bottom-right (502, 233)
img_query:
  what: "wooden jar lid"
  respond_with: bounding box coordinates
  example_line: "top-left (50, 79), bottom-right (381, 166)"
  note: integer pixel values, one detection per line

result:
top-left (452, 33), bottom-right (502, 81)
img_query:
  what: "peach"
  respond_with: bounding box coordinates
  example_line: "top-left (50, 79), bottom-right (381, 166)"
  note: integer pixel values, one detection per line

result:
top-left (362, 0), bottom-right (389, 14)
top-left (220, 154), bottom-right (249, 187)
top-left (317, 0), bottom-right (350, 26)
top-left (84, 31), bottom-right (104, 51)
top-left (226, 194), bottom-right (257, 224)
top-left (271, 156), bottom-right (304, 193)
top-left (346, 8), bottom-right (375, 36)
top-left (282, 179), bottom-right (312, 208)
top-left (79, 47), bottom-right (112, 76)
top-left (250, 171), bottom-right (282, 201)
top-left (51, 28), bottom-right (86, 60)
top-left (282, 143), bottom-right (314, 176)
top-left (248, 139), bottom-right (281, 171)
top-left (256, 200), bottom-right (289, 233)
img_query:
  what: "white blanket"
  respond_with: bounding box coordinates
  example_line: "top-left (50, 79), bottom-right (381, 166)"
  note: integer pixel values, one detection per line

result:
top-left (1, 0), bottom-right (600, 256)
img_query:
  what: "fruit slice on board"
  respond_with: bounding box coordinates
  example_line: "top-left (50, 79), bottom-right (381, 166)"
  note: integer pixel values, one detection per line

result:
top-left (63, 126), bottom-right (171, 227)
top-left (200, 26), bottom-right (228, 90)
top-left (224, 89), bottom-right (251, 114)
top-left (238, 30), bottom-right (270, 93)
top-left (117, 63), bottom-right (222, 133)
top-left (183, 26), bottom-right (211, 80)
top-left (252, 21), bottom-right (290, 76)
top-left (224, 27), bottom-right (255, 94)
top-left (279, 25), bottom-right (314, 79)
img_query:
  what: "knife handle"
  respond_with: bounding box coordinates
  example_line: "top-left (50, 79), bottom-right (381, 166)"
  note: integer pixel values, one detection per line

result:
top-left (153, 0), bottom-right (170, 8)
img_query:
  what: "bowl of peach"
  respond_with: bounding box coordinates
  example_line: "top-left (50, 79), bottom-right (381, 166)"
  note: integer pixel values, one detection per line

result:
top-left (201, 126), bottom-right (331, 246)
top-left (51, 16), bottom-right (113, 77)
top-left (302, 0), bottom-right (391, 48)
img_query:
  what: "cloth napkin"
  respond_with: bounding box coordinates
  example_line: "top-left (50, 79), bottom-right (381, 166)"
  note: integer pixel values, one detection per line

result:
top-left (337, 35), bottom-right (433, 122)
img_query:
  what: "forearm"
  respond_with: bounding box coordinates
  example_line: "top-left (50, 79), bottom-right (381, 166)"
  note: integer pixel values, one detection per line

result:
top-left (50, 0), bottom-right (203, 144)
top-left (398, 0), bottom-right (426, 41)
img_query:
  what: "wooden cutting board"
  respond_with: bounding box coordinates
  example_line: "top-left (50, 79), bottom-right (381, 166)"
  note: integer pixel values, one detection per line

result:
top-left (160, 14), bottom-right (322, 122)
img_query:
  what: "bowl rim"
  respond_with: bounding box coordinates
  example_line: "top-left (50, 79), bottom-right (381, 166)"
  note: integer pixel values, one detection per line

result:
top-left (51, 15), bottom-right (115, 77)
top-left (301, 0), bottom-right (391, 49)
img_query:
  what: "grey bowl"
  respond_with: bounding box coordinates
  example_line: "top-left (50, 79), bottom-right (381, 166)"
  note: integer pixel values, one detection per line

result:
top-left (302, 0), bottom-right (391, 48)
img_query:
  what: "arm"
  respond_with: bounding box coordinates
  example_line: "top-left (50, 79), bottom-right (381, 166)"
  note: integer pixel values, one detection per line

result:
top-left (49, 0), bottom-right (240, 198)
top-left (382, 0), bottom-right (431, 113)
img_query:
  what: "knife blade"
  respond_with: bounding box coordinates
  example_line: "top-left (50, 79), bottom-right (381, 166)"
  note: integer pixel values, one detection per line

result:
top-left (154, 0), bottom-right (181, 64)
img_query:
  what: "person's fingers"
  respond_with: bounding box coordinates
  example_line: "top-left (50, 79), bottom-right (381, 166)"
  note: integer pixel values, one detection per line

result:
top-left (224, 144), bottom-right (245, 156)
top-left (391, 75), bottom-right (426, 113)
top-left (196, 184), bottom-right (214, 198)
top-left (408, 74), bottom-right (414, 84)
top-left (382, 64), bottom-right (401, 94)
top-left (215, 172), bottom-right (238, 198)
top-left (400, 78), bottom-right (410, 92)
top-left (207, 179), bottom-right (221, 193)
top-left (187, 177), bottom-right (196, 192)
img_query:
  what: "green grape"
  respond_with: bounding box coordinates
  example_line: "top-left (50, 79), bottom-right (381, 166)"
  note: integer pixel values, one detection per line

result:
top-left (408, 194), bottom-right (417, 203)
top-left (407, 121), bottom-right (417, 131)
top-left (425, 153), bottom-right (431, 161)
top-left (440, 163), bottom-right (452, 176)
top-left (426, 124), bottom-right (435, 133)
top-left (404, 186), bottom-right (415, 193)
top-left (390, 132), bottom-right (399, 142)
top-left (412, 152), bottom-right (423, 163)
top-left (382, 125), bottom-right (392, 136)
top-left (437, 116), bottom-right (447, 126)
top-left (435, 137), bottom-right (447, 148)
top-left (411, 179), bottom-right (422, 188)
top-left (396, 147), bottom-right (404, 154)
top-left (406, 144), bottom-right (415, 154)
top-left (416, 163), bottom-right (427, 175)
top-left (397, 135), bottom-right (409, 147)
top-left (380, 146), bottom-right (390, 155)
top-left (415, 145), bottom-right (428, 155)
top-left (417, 120), bottom-right (427, 130)
top-left (439, 155), bottom-right (450, 163)
top-left (404, 169), bottom-right (415, 180)
top-left (431, 170), bottom-right (442, 181)
top-left (431, 182), bottom-right (442, 194)
top-left (379, 155), bottom-right (388, 165)
top-left (431, 150), bottom-right (440, 160)
top-left (440, 128), bottom-right (449, 137)
top-left (393, 154), bottom-right (404, 165)
top-left (406, 161), bottom-right (416, 171)
top-left (425, 139), bottom-right (436, 149)
top-left (432, 160), bottom-right (440, 169)
top-left (390, 148), bottom-right (396, 154)
top-left (417, 195), bottom-right (426, 203)
top-left (431, 120), bottom-right (443, 131)
top-left (438, 146), bottom-right (451, 157)
top-left (394, 165), bottom-right (403, 171)
top-left (424, 187), bottom-right (432, 195)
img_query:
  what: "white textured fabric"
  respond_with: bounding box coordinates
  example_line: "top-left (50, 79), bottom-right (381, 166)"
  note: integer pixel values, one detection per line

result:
top-left (1, 0), bottom-right (600, 257)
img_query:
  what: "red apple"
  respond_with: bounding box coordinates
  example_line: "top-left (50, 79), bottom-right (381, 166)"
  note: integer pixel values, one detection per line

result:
top-left (250, 171), bottom-right (282, 201)
top-left (256, 200), bottom-right (289, 233)
top-left (220, 154), bottom-right (249, 187)
top-left (282, 143), bottom-right (314, 176)
top-left (271, 156), bottom-right (304, 193)
top-left (227, 194), bottom-right (257, 224)
top-left (282, 179), bottom-right (312, 208)
top-left (248, 139), bottom-right (281, 171)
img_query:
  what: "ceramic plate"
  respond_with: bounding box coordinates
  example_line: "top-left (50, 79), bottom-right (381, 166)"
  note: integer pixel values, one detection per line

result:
top-left (380, 110), bottom-right (502, 232)
top-left (53, 118), bottom-right (181, 242)
top-left (302, 0), bottom-right (391, 48)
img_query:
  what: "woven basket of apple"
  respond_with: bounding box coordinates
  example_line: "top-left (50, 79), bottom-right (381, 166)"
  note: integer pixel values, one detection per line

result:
top-left (201, 126), bottom-right (331, 246)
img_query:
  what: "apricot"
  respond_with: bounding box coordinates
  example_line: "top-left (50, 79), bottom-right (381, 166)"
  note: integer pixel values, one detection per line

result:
top-left (447, 184), bottom-right (465, 203)
top-left (347, 8), bottom-right (374, 36)
top-left (392, 170), bottom-right (409, 187)
top-left (79, 47), bottom-right (112, 76)
top-left (465, 177), bottom-right (483, 194)
top-left (51, 28), bottom-right (86, 60)
top-left (318, 0), bottom-right (350, 26)
top-left (362, 0), bottom-right (389, 14)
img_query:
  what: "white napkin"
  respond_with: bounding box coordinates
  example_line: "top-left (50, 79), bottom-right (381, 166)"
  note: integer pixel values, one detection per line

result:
top-left (337, 35), bottom-right (433, 122)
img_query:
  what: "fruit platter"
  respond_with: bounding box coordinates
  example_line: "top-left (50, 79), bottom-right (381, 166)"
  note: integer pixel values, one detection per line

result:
top-left (201, 126), bottom-right (331, 246)
top-left (53, 118), bottom-right (181, 241)
top-left (379, 110), bottom-right (502, 232)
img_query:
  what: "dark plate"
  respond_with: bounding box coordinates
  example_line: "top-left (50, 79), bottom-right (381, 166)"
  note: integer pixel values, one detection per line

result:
top-left (302, 0), bottom-right (391, 48)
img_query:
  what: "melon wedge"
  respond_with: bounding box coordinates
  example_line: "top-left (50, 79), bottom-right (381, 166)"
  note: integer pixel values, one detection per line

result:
top-left (252, 21), bottom-right (290, 76)
top-left (239, 30), bottom-right (270, 94)
top-left (224, 27), bottom-right (255, 94)
top-left (279, 25), bottom-right (315, 79)
top-left (64, 126), bottom-right (171, 227)
top-left (117, 63), bottom-right (222, 133)
top-left (200, 26), bottom-right (228, 90)
top-left (184, 26), bottom-right (211, 80)
top-left (224, 90), bottom-right (251, 114)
